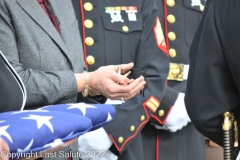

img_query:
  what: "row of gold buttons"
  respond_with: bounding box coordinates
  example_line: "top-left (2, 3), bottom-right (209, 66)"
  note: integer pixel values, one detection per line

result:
top-left (166, 0), bottom-right (177, 58)
top-left (84, 2), bottom-right (95, 65)
top-left (117, 115), bottom-right (146, 144)
top-left (166, 0), bottom-right (204, 58)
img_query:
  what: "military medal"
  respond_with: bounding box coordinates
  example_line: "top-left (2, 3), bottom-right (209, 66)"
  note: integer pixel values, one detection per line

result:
top-left (105, 6), bottom-right (138, 23)
top-left (191, 0), bottom-right (205, 11)
top-left (191, 0), bottom-right (202, 6)
top-left (125, 6), bottom-right (137, 21)
top-left (105, 7), bottom-right (124, 23)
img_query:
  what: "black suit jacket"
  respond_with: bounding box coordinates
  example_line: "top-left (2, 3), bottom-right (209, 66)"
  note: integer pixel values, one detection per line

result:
top-left (185, 0), bottom-right (240, 148)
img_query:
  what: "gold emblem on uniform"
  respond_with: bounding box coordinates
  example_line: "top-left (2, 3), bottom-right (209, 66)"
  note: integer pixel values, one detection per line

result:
top-left (122, 26), bottom-right (129, 32)
top-left (167, 14), bottom-right (176, 24)
top-left (169, 48), bottom-right (176, 58)
top-left (86, 55), bottom-right (95, 65)
top-left (167, 63), bottom-right (184, 81)
top-left (84, 2), bottom-right (93, 11)
top-left (140, 115), bottom-right (145, 121)
top-left (168, 32), bottom-right (176, 41)
top-left (130, 126), bottom-right (135, 132)
top-left (158, 110), bottom-right (165, 117)
top-left (166, 0), bottom-right (175, 7)
top-left (84, 19), bottom-right (93, 28)
top-left (200, 5), bottom-right (205, 11)
top-left (85, 37), bottom-right (94, 46)
top-left (118, 137), bottom-right (124, 143)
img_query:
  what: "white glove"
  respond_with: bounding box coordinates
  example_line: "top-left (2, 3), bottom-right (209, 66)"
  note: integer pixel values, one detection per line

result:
top-left (78, 127), bottom-right (117, 160)
top-left (154, 93), bottom-right (191, 132)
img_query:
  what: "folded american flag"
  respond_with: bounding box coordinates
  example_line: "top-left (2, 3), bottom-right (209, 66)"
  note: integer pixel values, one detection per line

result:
top-left (0, 103), bottom-right (116, 158)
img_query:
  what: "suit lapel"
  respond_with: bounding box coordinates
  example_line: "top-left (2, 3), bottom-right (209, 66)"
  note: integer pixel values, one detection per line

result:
top-left (16, 0), bottom-right (68, 54)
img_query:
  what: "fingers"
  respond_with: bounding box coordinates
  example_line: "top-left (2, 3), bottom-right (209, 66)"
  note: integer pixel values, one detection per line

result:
top-left (0, 138), bottom-right (9, 160)
top-left (108, 71), bottom-right (131, 85)
top-left (119, 62), bottom-right (134, 72)
top-left (91, 63), bottom-right (145, 101)
top-left (104, 62), bottom-right (134, 73)
top-left (122, 76), bottom-right (146, 99)
top-left (103, 76), bottom-right (146, 100)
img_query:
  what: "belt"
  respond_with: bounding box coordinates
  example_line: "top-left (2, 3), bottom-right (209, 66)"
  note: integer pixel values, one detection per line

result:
top-left (167, 63), bottom-right (189, 81)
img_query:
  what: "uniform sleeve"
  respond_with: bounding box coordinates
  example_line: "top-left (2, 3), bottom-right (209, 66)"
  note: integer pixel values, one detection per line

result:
top-left (104, 0), bottom-right (169, 154)
top-left (151, 85), bottom-right (179, 125)
top-left (185, 0), bottom-right (240, 146)
top-left (0, 1), bottom-right (78, 108)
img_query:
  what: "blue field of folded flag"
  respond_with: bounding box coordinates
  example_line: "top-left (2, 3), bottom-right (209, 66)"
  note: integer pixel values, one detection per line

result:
top-left (0, 103), bottom-right (116, 157)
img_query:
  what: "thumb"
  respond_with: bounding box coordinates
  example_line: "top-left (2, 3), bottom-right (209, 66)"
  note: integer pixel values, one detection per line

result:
top-left (110, 63), bottom-right (134, 73)
top-left (110, 72), bottom-right (130, 84)
top-left (120, 62), bottom-right (134, 72)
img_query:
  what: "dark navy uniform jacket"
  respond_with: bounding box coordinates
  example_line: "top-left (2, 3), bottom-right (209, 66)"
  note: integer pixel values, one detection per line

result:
top-left (186, 0), bottom-right (240, 149)
top-left (0, 51), bottom-right (26, 112)
top-left (146, 0), bottom-right (206, 159)
top-left (71, 0), bottom-right (169, 159)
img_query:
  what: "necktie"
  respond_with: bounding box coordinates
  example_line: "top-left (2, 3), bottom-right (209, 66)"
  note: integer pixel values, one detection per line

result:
top-left (37, 0), bottom-right (60, 34)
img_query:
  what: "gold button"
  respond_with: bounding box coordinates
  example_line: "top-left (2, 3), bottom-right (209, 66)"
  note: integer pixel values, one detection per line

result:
top-left (130, 126), bottom-right (135, 132)
top-left (84, 19), bottom-right (93, 28)
top-left (122, 26), bottom-right (129, 32)
top-left (85, 37), bottom-right (94, 46)
top-left (166, 0), bottom-right (175, 7)
top-left (168, 32), bottom-right (176, 41)
top-left (167, 14), bottom-right (176, 24)
top-left (140, 115), bottom-right (145, 121)
top-left (86, 55), bottom-right (95, 65)
top-left (169, 48), bottom-right (176, 58)
top-left (158, 110), bottom-right (165, 117)
top-left (200, 5), bottom-right (205, 11)
top-left (84, 2), bottom-right (93, 11)
top-left (118, 137), bottom-right (124, 143)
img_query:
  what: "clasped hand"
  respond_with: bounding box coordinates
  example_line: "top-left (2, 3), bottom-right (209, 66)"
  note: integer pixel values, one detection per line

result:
top-left (89, 62), bottom-right (146, 101)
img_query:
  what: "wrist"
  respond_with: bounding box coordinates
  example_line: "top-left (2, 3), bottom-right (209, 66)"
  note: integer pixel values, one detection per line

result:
top-left (88, 72), bottom-right (101, 96)
top-left (74, 73), bottom-right (85, 92)
top-left (82, 71), bottom-right (89, 97)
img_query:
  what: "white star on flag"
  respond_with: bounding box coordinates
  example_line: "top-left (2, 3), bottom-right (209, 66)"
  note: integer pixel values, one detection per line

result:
top-left (106, 112), bottom-right (113, 122)
top-left (67, 103), bottom-right (97, 116)
top-left (0, 125), bottom-right (12, 143)
top-left (21, 115), bottom-right (54, 133)
top-left (17, 139), bottom-right (33, 152)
